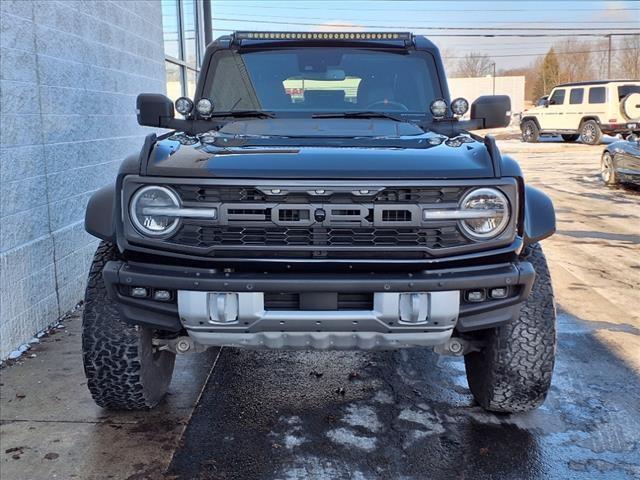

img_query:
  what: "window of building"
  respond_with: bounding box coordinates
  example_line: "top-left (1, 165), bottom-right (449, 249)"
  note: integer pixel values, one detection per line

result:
top-left (588, 86), bottom-right (606, 104)
top-left (569, 88), bottom-right (584, 105)
top-left (549, 89), bottom-right (565, 105)
top-left (161, 0), bottom-right (206, 100)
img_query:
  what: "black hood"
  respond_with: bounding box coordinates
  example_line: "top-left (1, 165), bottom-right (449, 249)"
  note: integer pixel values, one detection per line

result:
top-left (144, 118), bottom-right (495, 179)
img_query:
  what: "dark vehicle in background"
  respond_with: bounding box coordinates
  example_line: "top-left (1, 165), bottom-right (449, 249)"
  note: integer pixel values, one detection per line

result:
top-left (81, 32), bottom-right (557, 415)
top-left (601, 134), bottom-right (640, 186)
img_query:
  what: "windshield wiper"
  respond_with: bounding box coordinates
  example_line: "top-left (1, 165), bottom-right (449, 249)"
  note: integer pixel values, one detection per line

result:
top-left (208, 110), bottom-right (276, 119)
top-left (312, 111), bottom-right (404, 122)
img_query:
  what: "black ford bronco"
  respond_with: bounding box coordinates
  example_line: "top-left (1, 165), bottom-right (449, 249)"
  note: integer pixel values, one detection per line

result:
top-left (82, 32), bottom-right (556, 413)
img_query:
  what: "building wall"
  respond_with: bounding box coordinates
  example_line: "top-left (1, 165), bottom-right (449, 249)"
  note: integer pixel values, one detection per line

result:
top-left (448, 76), bottom-right (526, 117)
top-left (0, 0), bottom-right (166, 358)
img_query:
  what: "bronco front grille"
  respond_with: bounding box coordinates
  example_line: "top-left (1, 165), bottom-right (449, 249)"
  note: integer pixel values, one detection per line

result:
top-left (172, 225), bottom-right (467, 249)
top-left (124, 179), bottom-right (518, 261)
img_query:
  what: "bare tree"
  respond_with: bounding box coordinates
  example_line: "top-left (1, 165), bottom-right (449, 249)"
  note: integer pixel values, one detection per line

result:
top-left (454, 52), bottom-right (494, 78)
top-left (555, 39), bottom-right (593, 83)
top-left (439, 48), bottom-right (459, 76)
top-left (617, 34), bottom-right (640, 79)
top-left (591, 37), bottom-right (610, 80)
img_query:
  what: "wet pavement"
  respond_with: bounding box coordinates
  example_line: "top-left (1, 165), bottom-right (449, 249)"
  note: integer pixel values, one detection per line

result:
top-left (1, 136), bottom-right (639, 479)
top-left (166, 311), bottom-right (640, 480)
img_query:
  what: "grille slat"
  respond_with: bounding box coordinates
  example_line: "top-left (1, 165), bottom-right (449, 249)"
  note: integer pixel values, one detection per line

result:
top-left (173, 225), bottom-right (466, 249)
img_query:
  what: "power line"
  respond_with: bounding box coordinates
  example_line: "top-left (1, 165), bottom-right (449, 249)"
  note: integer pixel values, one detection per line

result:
top-left (212, 1), bottom-right (640, 12)
top-left (212, 12), bottom-right (640, 25)
top-left (443, 47), bottom-right (635, 59)
top-left (210, 27), bottom-right (639, 38)
top-left (211, 16), bottom-right (640, 32)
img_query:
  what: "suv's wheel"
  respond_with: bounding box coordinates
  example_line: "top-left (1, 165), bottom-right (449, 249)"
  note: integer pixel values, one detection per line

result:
top-left (601, 152), bottom-right (618, 186)
top-left (82, 242), bottom-right (176, 410)
top-left (521, 120), bottom-right (540, 143)
top-left (580, 120), bottom-right (602, 145)
top-left (561, 134), bottom-right (579, 142)
top-left (464, 243), bottom-right (556, 413)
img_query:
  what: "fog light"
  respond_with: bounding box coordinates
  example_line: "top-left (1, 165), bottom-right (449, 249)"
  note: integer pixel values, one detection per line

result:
top-left (430, 98), bottom-right (448, 119)
top-left (196, 98), bottom-right (214, 117)
top-left (131, 287), bottom-right (148, 298)
top-left (465, 289), bottom-right (486, 303)
top-left (451, 97), bottom-right (469, 116)
top-left (153, 290), bottom-right (172, 301)
top-left (175, 97), bottom-right (194, 116)
top-left (489, 287), bottom-right (508, 299)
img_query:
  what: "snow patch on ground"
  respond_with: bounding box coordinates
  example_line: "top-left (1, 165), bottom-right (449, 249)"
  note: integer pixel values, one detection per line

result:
top-left (326, 427), bottom-right (377, 451)
top-left (342, 404), bottom-right (382, 433)
top-left (397, 407), bottom-right (445, 435)
top-left (284, 434), bottom-right (307, 449)
top-left (372, 391), bottom-right (394, 404)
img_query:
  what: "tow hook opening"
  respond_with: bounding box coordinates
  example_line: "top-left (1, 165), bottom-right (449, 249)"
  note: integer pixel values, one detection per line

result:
top-left (152, 336), bottom-right (207, 354)
top-left (433, 337), bottom-right (480, 356)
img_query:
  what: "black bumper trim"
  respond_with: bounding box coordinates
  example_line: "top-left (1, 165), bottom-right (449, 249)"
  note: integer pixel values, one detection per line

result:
top-left (103, 261), bottom-right (534, 333)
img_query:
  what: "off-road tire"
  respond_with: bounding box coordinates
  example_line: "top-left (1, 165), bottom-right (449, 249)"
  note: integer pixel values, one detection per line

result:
top-left (521, 120), bottom-right (540, 143)
top-left (580, 120), bottom-right (602, 145)
top-left (82, 242), bottom-right (175, 410)
top-left (464, 243), bottom-right (556, 413)
top-left (601, 152), bottom-right (618, 186)
top-left (561, 134), bottom-right (579, 142)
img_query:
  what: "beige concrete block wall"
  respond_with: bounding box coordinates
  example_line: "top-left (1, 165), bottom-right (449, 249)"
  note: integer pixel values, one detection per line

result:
top-left (0, 0), bottom-right (166, 358)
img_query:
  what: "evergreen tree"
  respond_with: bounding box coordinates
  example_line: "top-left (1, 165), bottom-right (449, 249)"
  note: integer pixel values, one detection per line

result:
top-left (533, 48), bottom-right (560, 100)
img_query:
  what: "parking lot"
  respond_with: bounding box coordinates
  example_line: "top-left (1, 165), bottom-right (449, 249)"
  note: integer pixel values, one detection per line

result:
top-left (1, 137), bottom-right (639, 480)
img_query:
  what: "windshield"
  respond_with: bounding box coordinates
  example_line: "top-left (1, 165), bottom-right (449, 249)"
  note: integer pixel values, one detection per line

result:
top-left (203, 48), bottom-right (442, 115)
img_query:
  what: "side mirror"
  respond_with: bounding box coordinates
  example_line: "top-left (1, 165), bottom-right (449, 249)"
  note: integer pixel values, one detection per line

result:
top-left (543, 99), bottom-right (551, 107)
top-left (136, 94), bottom-right (175, 127)
top-left (470, 95), bottom-right (511, 129)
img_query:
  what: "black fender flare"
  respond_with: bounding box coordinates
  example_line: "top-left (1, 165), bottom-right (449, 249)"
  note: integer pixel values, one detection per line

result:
top-left (523, 185), bottom-right (555, 246)
top-left (85, 184), bottom-right (116, 242)
top-left (84, 135), bottom-right (157, 242)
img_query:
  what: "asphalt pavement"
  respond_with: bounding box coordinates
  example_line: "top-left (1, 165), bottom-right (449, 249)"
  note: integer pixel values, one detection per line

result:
top-left (1, 136), bottom-right (639, 480)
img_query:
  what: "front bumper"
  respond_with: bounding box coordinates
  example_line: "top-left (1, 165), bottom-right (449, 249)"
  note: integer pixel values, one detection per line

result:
top-left (103, 259), bottom-right (535, 349)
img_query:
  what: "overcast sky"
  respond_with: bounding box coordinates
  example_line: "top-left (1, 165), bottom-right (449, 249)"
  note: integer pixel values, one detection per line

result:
top-left (211, 0), bottom-right (640, 71)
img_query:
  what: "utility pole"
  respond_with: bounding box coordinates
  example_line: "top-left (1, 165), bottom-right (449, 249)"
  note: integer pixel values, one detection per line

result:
top-left (492, 62), bottom-right (496, 95)
top-left (607, 34), bottom-right (612, 79)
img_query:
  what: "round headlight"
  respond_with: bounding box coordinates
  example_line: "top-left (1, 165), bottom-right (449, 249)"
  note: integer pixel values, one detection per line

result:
top-left (175, 97), bottom-right (194, 116)
top-left (130, 186), bottom-right (180, 237)
top-left (430, 99), bottom-right (448, 119)
top-left (451, 97), bottom-right (469, 116)
top-left (196, 98), bottom-right (214, 118)
top-left (459, 188), bottom-right (510, 240)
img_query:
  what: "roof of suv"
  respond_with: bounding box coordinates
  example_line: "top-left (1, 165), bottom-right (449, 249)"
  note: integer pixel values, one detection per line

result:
top-left (555, 80), bottom-right (639, 88)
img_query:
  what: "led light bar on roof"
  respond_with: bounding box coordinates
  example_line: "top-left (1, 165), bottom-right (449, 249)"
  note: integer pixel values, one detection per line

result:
top-left (235, 31), bottom-right (412, 41)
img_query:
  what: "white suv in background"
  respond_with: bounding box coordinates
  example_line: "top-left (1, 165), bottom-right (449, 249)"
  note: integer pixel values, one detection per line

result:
top-left (521, 80), bottom-right (640, 145)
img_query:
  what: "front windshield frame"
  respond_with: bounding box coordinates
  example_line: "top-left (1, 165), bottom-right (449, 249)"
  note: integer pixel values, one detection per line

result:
top-left (199, 46), bottom-right (445, 119)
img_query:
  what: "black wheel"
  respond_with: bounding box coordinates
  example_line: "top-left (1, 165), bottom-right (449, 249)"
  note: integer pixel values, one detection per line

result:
top-left (561, 134), bottom-right (579, 142)
top-left (580, 120), bottom-right (602, 145)
top-left (82, 242), bottom-right (175, 410)
top-left (464, 244), bottom-right (556, 413)
top-left (521, 120), bottom-right (540, 143)
top-left (601, 152), bottom-right (618, 186)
